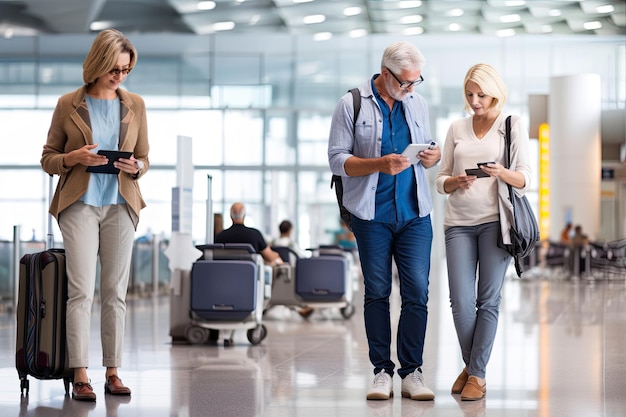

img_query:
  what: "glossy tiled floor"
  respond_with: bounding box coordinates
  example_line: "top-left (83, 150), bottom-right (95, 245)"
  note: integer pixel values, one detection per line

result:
top-left (0, 258), bottom-right (624, 417)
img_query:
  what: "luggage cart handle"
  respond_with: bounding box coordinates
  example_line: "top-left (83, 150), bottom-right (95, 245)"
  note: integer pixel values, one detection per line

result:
top-left (46, 174), bottom-right (54, 250)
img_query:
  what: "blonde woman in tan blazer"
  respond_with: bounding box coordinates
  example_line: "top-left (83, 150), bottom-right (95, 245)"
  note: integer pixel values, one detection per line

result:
top-left (41, 28), bottom-right (149, 402)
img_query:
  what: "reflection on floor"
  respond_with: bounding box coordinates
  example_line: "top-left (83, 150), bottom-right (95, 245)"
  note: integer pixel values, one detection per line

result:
top-left (0, 260), bottom-right (624, 417)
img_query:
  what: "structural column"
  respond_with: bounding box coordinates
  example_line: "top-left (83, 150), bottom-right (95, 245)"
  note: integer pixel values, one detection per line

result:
top-left (549, 74), bottom-right (601, 240)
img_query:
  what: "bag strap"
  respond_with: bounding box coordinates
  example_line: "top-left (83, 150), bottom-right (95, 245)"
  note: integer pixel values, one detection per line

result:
top-left (331, 88), bottom-right (361, 190)
top-left (503, 115), bottom-right (512, 169)
top-left (349, 88), bottom-right (361, 131)
top-left (503, 115), bottom-right (517, 216)
top-left (504, 115), bottom-right (524, 276)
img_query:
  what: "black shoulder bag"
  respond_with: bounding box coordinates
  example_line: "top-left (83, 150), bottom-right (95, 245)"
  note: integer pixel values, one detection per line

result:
top-left (330, 88), bottom-right (360, 231)
top-left (499, 115), bottom-right (540, 277)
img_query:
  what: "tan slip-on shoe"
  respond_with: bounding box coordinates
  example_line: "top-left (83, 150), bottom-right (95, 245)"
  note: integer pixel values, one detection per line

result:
top-left (461, 376), bottom-right (486, 401)
top-left (451, 368), bottom-right (469, 394)
top-left (298, 306), bottom-right (314, 319)
top-left (72, 381), bottom-right (96, 402)
top-left (105, 375), bottom-right (132, 395)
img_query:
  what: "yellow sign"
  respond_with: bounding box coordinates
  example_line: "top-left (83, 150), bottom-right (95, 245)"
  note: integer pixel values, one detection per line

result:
top-left (538, 123), bottom-right (550, 241)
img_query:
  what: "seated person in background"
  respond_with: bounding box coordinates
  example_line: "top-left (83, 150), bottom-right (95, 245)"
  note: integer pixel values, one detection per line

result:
top-left (334, 218), bottom-right (357, 251)
top-left (270, 218), bottom-right (316, 318)
top-left (215, 202), bottom-right (283, 266)
top-left (560, 222), bottom-right (572, 245)
top-left (271, 219), bottom-right (307, 259)
top-left (569, 224), bottom-right (590, 276)
top-left (571, 224), bottom-right (589, 247)
top-left (209, 203), bottom-right (288, 340)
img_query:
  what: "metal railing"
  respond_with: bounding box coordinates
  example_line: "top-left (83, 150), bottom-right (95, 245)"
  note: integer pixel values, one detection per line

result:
top-left (0, 229), bottom-right (172, 312)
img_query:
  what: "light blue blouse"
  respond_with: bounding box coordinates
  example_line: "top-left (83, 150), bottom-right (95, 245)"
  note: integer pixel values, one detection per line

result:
top-left (81, 95), bottom-right (126, 207)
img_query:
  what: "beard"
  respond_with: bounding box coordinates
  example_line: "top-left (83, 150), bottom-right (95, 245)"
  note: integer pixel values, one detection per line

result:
top-left (386, 78), bottom-right (409, 101)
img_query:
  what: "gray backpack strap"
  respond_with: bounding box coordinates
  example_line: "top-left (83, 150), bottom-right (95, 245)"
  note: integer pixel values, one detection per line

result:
top-left (349, 88), bottom-right (361, 131)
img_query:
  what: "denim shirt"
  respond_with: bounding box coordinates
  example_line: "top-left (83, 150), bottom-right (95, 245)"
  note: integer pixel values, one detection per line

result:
top-left (328, 75), bottom-right (434, 221)
top-left (373, 78), bottom-right (419, 223)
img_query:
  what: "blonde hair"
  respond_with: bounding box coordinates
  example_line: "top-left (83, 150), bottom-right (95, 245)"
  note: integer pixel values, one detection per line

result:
top-left (83, 29), bottom-right (137, 86)
top-left (463, 63), bottom-right (508, 114)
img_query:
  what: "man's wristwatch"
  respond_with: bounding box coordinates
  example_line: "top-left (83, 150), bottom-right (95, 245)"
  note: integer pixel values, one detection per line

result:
top-left (131, 160), bottom-right (145, 179)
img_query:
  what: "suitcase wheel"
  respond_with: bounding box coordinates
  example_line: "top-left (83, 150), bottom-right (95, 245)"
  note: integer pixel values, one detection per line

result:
top-left (246, 324), bottom-right (267, 345)
top-left (64, 377), bottom-right (71, 396)
top-left (185, 326), bottom-right (209, 345)
top-left (341, 303), bottom-right (355, 319)
top-left (20, 378), bottom-right (29, 397)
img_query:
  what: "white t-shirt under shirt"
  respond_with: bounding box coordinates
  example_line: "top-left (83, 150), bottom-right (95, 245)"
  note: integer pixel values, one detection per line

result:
top-left (271, 236), bottom-right (307, 258)
top-left (436, 112), bottom-right (529, 229)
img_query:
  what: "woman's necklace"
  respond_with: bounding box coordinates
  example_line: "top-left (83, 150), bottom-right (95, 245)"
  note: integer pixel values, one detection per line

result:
top-left (473, 115), bottom-right (498, 139)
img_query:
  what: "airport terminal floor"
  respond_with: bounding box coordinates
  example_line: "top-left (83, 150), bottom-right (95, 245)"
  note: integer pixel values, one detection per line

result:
top-left (0, 258), bottom-right (624, 417)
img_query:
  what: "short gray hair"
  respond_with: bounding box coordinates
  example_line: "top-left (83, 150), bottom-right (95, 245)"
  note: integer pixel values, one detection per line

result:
top-left (381, 41), bottom-right (426, 75)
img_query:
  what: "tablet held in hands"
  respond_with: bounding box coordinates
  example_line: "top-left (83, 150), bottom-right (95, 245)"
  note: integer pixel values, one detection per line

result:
top-left (86, 150), bottom-right (133, 174)
top-left (401, 141), bottom-right (437, 165)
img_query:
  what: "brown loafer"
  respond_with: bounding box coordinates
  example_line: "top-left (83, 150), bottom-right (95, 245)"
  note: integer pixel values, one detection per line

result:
top-left (461, 376), bottom-right (486, 401)
top-left (105, 375), bottom-right (132, 396)
top-left (298, 306), bottom-right (314, 319)
top-left (72, 381), bottom-right (96, 401)
top-left (451, 368), bottom-right (469, 394)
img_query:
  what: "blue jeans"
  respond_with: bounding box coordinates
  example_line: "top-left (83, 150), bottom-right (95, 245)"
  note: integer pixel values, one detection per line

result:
top-left (444, 221), bottom-right (511, 379)
top-left (351, 215), bottom-right (432, 378)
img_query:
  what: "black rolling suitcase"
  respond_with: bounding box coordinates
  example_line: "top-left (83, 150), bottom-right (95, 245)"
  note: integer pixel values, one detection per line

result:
top-left (15, 175), bottom-right (72, 396)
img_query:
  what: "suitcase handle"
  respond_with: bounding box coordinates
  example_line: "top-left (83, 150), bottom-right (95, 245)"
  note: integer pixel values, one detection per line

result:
top-left (212, 304), bottom-right (234, 310)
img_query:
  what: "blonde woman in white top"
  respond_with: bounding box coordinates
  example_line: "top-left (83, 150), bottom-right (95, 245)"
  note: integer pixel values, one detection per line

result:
top-left (435, 64), bottom-right (531, 401)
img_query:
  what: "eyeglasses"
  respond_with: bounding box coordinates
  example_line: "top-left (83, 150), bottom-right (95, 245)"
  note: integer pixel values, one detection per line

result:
top-left (385, 67), bottom-right (424, 88)
top-left (109, 67), bottom-right (132, 76)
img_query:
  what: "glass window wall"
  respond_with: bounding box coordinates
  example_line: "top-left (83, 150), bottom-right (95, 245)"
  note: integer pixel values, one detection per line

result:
top-left (0, 33), bottom-right (624, 251)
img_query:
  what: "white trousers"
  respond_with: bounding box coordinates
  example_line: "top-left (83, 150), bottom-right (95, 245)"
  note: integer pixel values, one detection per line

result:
top-left (59, 201), bottom-right (135, 369)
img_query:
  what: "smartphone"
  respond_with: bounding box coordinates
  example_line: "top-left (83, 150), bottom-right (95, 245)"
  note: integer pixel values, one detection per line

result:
top-left (464, 168), bottom-right (490, 178)
top-left (477, 161), bottom-right (495, 167)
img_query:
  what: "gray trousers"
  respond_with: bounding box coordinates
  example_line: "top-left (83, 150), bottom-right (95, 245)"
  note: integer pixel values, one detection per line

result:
top-left (444, 221), bottom-right (511, 379)
top-left (59, 201), bottom-right (134, 369)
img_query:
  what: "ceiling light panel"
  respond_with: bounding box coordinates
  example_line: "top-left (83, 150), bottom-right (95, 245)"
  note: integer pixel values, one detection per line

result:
top-left (343, 7), bottom-right (361, 17)
top-left (4, 0), bottom-right (624, 37)
top-left (197, 1), bottom-right (216, 11)
top-left (303, 14), bottom-right (325, 24)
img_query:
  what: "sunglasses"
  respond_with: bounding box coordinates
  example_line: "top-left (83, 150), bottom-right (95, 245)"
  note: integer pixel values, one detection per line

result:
top-left (109, 67), bottom-right (133, 76)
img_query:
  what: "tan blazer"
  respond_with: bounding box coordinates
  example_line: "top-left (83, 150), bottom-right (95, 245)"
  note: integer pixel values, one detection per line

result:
top-left (41, 86), bottom-right (150, 229)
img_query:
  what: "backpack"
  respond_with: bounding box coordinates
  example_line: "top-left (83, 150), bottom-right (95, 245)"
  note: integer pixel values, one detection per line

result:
top-left (330, 88), bottom-right (360, 232)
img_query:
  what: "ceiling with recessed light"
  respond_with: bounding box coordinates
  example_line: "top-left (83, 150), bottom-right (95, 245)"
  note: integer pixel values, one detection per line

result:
top-left (0, 0), bottom-right (624, 38)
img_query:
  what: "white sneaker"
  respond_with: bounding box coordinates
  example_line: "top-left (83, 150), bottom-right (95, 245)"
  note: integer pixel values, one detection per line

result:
top-left (366, 370), bottom-right (393, 400)
top-left (401, 369), bottom-right (435, 401)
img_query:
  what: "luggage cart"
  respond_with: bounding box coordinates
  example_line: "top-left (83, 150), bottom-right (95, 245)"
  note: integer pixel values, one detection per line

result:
top-left (265, 245), bottom-right (356, 319)
top-left (185, 243), bottom-right (270, 346)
